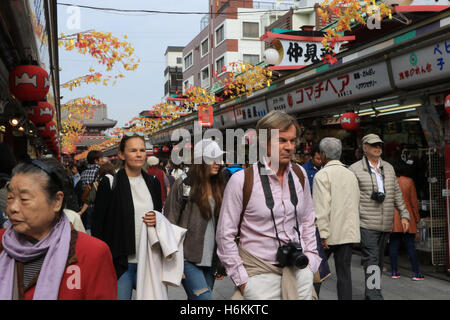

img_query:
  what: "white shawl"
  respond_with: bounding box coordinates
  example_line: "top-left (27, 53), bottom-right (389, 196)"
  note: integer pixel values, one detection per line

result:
top-left (136, 211), bottom-right (187, 300)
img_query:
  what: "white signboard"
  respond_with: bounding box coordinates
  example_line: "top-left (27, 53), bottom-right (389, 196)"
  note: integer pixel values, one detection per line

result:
top-left (391, 40), bottom-right (450, 88)
top-left (279, 40), bottom-right (343, 68)
top-left (266, 93), bottom-right (296, 113)
top-left (287, 61), bottom-right (392, 113)
top-left (235, 100), bottom-right (268, 125)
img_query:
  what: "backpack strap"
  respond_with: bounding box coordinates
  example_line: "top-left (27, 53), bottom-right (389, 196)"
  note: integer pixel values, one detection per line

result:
top-left (235, 166), bottom-right (254, 244)
top-left (291, 163), bottom-right (305, 190)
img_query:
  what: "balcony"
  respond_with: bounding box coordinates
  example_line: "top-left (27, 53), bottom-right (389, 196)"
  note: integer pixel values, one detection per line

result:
top-left (164, 66), bottom-right (183, 76)
top-left (253, 1), bottom-right (294, 10)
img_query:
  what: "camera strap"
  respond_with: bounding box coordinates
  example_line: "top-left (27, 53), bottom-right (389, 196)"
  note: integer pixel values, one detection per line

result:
top-left (258, 162), bottom-right (302, 246)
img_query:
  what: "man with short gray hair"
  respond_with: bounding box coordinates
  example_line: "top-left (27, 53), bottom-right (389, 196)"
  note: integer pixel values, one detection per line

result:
top-left (313, 137), bottom-right (360, 300)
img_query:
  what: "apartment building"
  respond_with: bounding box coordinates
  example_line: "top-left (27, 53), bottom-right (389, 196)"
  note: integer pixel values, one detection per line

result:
top-left (182, 0), bottom-right (293, 92)
top-left (163, 46), bottom-right (184, 100)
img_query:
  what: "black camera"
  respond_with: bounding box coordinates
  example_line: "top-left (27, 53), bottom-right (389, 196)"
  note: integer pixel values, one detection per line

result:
top-left (371, 191), bottom-right (386, 203)
top-left (276, 242), bottom-right (309, 269)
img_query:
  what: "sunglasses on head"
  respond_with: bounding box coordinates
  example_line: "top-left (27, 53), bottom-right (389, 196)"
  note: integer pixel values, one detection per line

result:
top-left (124, 131), bottom-right (145, 137)
top-left (29, 159), bottom-right (64, 190)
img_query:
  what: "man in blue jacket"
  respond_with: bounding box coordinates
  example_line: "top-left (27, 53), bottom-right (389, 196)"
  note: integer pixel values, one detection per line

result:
top-left (302, 145), bottom-right (322, 194)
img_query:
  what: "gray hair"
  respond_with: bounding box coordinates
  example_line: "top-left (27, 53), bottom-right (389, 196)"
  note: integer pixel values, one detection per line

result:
top-left (319, 137), bottom-right (342, 160)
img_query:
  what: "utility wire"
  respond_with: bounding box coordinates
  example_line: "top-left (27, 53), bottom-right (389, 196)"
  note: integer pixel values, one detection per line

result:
top-left (57, 2), bottom-right (293, 16)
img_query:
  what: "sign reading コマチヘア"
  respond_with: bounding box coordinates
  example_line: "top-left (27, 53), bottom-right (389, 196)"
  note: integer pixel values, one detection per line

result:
top-left (284, 61), bottom-right (391, 113)
top-left (391, 40), bottom-right (450, 88)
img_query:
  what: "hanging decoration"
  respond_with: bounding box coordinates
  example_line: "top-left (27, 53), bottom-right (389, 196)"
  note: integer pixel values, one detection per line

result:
top-left (9, 64), bottom-right (49, 101)
top-left (38, 121), bottom-right (57, 138)
top-left (340, 112), bottom-right (361, 130)
top-left (162, 146), bottom-right (170, 153)
top-left (445, 94), bottom-right (450, 116)
top-left (27, 101), bottom-right (55, 124)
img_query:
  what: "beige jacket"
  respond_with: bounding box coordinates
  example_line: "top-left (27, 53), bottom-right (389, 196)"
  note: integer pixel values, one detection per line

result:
top-left (349, 157), bottom-right (410, 232)
top-left (313, 160), bottom-right (361, 245)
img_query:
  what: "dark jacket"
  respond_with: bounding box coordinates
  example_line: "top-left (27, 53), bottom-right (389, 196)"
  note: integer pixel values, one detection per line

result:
top-left (302, 160), bottom-right (320, 193)
top-left (92, 169), bottom-right (162, 278)
top-left (163, 173), bottom-right (224, 275)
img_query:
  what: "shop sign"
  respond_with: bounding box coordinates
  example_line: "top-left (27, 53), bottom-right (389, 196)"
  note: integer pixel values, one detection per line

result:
top-left (391, 40), bottom-right (450, 88)
top-left (279, 40), bottom-right (343, 69)
top-left (213, 108), bottom-right (236, 129)
top-left (267, 93), bottom-right (295, 112)
top-left (235, 100), bottom-right (268, 125)
top-left (321, 117), bottom-right (341, 126)
top-left (286, 61), bottom-right (391, 113)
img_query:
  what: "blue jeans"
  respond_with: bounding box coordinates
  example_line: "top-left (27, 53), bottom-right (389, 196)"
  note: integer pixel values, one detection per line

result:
top-left (389, 233), bottom-right (420, 273)
top-left (117, 263), bottom-right (137, 300)
top-left (182, 261), bottom-right (215, 300)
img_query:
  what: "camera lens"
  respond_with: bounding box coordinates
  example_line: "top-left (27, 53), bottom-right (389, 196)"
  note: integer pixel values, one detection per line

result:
top-left (293, 253), bottom-right (309, 269)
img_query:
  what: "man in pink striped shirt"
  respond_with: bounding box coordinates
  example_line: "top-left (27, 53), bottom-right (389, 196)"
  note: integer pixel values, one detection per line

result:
top-left (216, 111), bottom-right (321, 300)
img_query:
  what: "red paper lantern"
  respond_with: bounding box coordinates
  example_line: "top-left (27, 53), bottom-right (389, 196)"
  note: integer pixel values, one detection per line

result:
top-left (153, 147), bottom-right (160, 155)
top-left (37, 121), bottom-right (57, 138)
top-left (198, 105), bottom-right (213, 127)
top-left (340, 112), bottom-right (360, 130)
top-left (445, 94), bottom-right (450, 116)
top-left (9, 65), bottom-right (49, 101)
top-left (27, 101), bottom-right (55, 124)
top-left (162, 146), bottom-right (170, 153)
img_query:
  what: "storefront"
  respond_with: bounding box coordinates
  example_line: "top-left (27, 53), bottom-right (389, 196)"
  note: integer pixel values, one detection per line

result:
top-left (0, 0), bottom-right (60, 162)
top-left (151, 8), bottom-right (450, 272)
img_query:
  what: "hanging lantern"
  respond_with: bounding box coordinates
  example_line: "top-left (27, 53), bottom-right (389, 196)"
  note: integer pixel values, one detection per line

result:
top-left (27, 101), bottom-right (55, 124)
top-left (37, 121), bottom-right (57, 138)
top-left (162, 146), bottom-right (170, 153)
top-left (9, 64), bottom-right (49, 101)
top-left (340, 112), bottom-right (360, 130)
top-left (445, 94), bottom-right (450, 116)
top-left (153, 147), bottom-right (160, 155)
top-left (198, 105), bottom-right (213, 127)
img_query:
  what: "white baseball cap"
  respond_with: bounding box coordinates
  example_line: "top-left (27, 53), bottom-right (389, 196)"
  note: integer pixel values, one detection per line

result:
top-left (193, 139), bottom-right (226, 163)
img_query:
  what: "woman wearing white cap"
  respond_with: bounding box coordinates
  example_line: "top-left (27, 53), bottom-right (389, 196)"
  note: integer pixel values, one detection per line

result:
top-left (163, 139), bottom-right (227, 300)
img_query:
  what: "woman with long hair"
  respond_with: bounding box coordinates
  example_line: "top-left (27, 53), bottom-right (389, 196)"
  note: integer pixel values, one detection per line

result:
top-left (92, 132), bottom-right (162, 300)
top-left (163, 139), bottom-right (226, 300)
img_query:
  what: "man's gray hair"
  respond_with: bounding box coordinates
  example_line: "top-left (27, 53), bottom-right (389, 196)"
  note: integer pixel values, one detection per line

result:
top-left (319, 137), bottom-right (342, 160)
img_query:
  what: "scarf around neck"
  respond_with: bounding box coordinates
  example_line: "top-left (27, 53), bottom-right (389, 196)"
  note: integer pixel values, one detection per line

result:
top-left (0, 213), bottom-right (71, 300)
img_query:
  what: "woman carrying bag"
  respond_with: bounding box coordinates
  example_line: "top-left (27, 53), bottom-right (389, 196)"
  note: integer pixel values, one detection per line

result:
top-left (163, 139), bottom-right (226, 300)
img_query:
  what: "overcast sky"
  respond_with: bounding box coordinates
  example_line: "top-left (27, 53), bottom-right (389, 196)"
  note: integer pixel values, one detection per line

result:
top-left (57, 0), bottom-right (210, 128)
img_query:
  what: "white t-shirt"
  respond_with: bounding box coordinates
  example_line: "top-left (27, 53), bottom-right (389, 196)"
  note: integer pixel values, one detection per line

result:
top-left (127, 175), bottom-right (154, 263)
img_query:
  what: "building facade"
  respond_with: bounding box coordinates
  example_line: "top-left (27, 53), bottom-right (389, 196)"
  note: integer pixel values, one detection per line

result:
top-left (182, 0), bottom-right (294, 92)
top-left (163, 46), bottom-right (184, 100)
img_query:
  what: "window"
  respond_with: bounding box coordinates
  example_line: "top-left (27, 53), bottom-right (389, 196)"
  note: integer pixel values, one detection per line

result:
top-left (201, 38), bottom-right (209, 56)
top-left (176, 57), bottom-right (182, 64)
top-left (184, 52), bottom-right (193, 70)
top-left (184, 80), bottom-right (190, 90)
top-left (201, 66), bottom-right (209, 80)
top-left (215, 25), bottom-right (224, 45)
top-left (216, 56), bottom-right (225, 74)
top-left (243, 54), bottom-right (260, 66)
top-left (243, 22), bottom-right (259, 38)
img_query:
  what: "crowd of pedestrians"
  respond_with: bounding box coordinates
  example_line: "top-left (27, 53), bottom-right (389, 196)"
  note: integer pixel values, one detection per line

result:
top-left (0, 110), bottom-right (425, 300)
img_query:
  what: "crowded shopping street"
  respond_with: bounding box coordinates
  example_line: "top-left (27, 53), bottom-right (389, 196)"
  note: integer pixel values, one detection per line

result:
top-left (0, 0), bottom-right (449, 305)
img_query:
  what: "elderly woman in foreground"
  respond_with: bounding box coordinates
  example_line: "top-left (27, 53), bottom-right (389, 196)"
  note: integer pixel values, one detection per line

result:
top-left (0, 158), bottom-right (117, 300)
